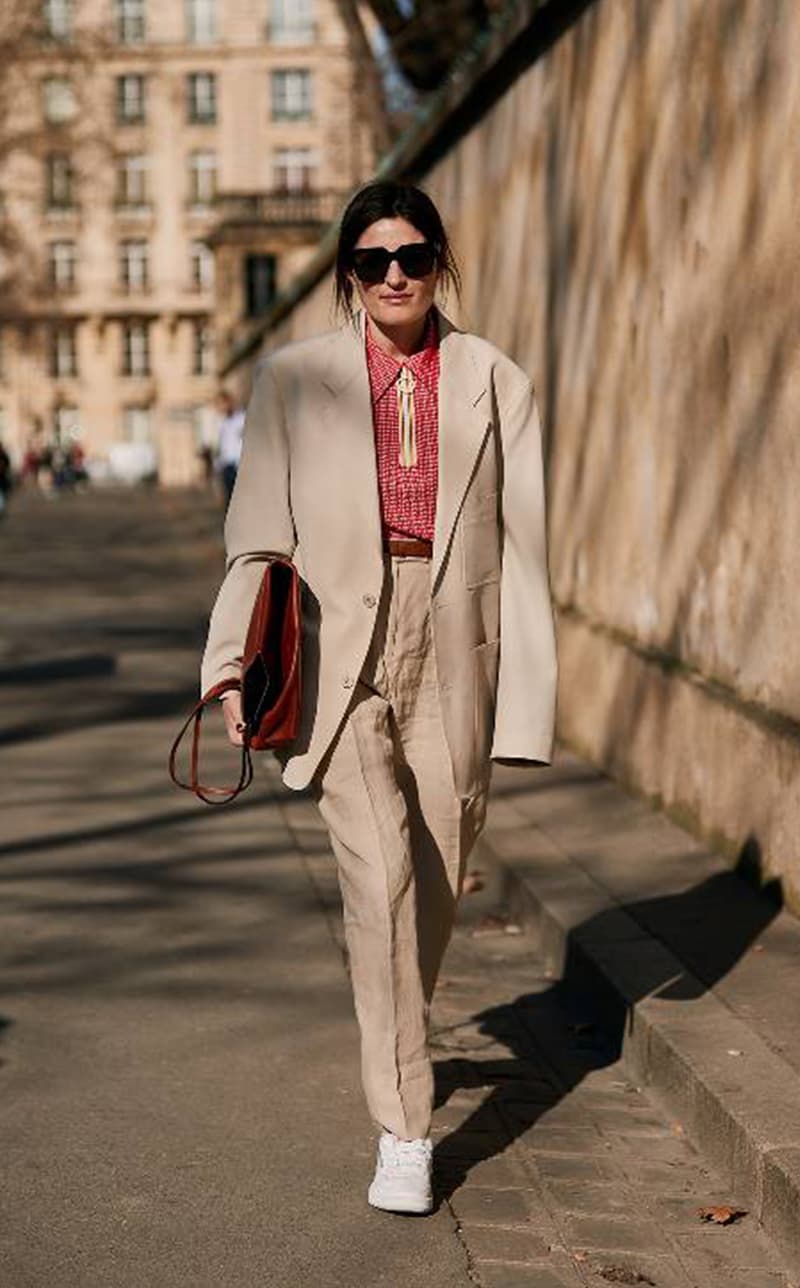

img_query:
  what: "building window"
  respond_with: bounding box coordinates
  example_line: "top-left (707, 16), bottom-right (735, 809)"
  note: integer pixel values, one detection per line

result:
top-left (190, 240), bottom-right (214, 291)
top-left (116, 0), bottom-right (145, 44)
top-left (122, 405), bottom-right (151, 443)
top-left (50, 325), bottom-right (78, 377)
top-left (45, 154), bottom-right (74, 208)
top-left (116, 74), bottom-right (145, 124)
top-left (120, 240), bottom-right (149, 292)
top-left (273, 147), bottom-right (315, 192)
top-left (187, 0), bottom-right (216, 42)
top-left (49, 240), bottom-right (76, 291)
top-left (122, 321), bottom-right (150, 376)
top-left (44, 0), bottom-right (72, 39)
top-left (116, 154), bottom-right (149, 208)
top-left (187, 72), bottom-right (216, 124)
top-left (188, 151), bottom-right (216, 205)
top-left (244, 253), bottom-right (276, 317)
top-left (270, 0), bottom-right (314, 43)
top-left (192, 319), bottom-right (214, 375)
top-left (42, 77), bottom-right (77, 124)
top-left (271, 69), bottom-right (313, 121)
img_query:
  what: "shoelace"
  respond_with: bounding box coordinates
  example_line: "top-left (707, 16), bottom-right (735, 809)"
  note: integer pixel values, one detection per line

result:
top-left (381, 1135), bottom-right (432, 1170)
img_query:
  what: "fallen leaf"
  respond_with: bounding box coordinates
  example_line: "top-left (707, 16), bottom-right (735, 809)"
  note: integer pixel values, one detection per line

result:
top-left (697, 1204), bottom-right (748, 1225)
top-left (594, 1265), bottom-right (655, 1285)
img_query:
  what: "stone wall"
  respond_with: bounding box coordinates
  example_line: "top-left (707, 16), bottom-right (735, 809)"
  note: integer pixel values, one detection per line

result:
top-left (244, 0), bottom-right (800, 909)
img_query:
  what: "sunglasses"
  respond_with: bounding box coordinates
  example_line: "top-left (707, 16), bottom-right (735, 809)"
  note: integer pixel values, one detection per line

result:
top-left (350, 242), bottom-right (438, 285)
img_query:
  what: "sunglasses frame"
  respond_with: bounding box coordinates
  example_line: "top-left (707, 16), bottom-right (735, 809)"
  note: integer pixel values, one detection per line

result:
top-left (349, 241), bottom-right (438, 285)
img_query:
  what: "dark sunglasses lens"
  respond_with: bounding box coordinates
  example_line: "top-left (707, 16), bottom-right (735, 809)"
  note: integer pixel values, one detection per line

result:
top-left (397, 244), bottom-right (436, 278)
top-left (351, 243), bottom-right (437, 283)
top-left (351, 249), bottom-right (389, 284)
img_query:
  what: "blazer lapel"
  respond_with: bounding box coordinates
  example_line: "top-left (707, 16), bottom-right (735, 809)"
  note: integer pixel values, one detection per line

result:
top-left (319, 313), bottom-right (384, 576)
top-left (433, 314), bottom-right (491, 589)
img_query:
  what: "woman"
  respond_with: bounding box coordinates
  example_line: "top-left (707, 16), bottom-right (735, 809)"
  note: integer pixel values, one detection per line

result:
top-left (201, 180), bottom-right (557, 1214)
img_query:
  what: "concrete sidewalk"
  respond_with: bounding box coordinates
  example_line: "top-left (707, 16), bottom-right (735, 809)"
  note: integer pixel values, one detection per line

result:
top-left (482, 757), bottom-right (800, 1276)
top-left (0, 489), bottom-right (796, 1287)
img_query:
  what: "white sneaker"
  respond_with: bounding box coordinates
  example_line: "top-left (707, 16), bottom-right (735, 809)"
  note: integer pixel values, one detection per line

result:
top-left (367, 1131), bottom-right (433, 1215)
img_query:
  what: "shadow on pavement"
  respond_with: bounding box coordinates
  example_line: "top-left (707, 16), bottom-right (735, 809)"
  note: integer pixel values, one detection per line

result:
top-left (432, 856), bottom-right (782, 1203)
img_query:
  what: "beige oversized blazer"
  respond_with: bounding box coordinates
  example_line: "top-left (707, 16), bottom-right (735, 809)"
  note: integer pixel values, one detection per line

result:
top-left (201, 308), bottom-right (557, 803)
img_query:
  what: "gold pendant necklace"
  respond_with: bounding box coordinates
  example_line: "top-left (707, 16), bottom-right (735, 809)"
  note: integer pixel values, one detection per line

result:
top-left (397, 366), bottom-right (417, 468)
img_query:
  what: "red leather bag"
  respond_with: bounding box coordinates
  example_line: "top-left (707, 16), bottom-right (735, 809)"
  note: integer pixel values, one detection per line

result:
top-left (169, 558), bottom-right (301, 804)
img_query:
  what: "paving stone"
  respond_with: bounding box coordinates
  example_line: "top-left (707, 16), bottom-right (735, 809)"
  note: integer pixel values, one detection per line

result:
top-left (618, 1161), bottom-right (714, 1191)
top-left (544, 1179), bottom-right (642, 1218)
top-left (450, 1185), bottom-right (534, 1226)
top-left (706, 1274), bottom-right (789, 1288)
top-left (436, 1129), bottom-right (514, 1161)
top-left (578, 1250), bottom-right (692, 1288)
top-left (611, 1135), bottom-right (695, 1167)
top-left (532, 1153), bottom-right (622, 1184)
top-left (442, 1161), bottom-right (532, 1195)
top-left (651, 1192), bottom-right (752, 1228)
top-left (671, 1230), bottom-right (781, 1274)
top-left (521, 1125), bottom-right (615, 1156)
top-left (478, 1260), bottom-right (582, 1287)
top-left (465, 1226), bottom-right (552, 1263)
top-left (564, 1214), bottom-right (670, 1254)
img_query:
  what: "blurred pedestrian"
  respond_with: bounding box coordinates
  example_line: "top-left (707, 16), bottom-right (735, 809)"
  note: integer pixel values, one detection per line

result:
top-left (199, 181), bottom-right (557, 1215)
top-left (0, 440), bottom-right (12, 518)
top-left (215, 389), bottom-right (245, 509)
top-left (22, 422), bottom-right (47, 489)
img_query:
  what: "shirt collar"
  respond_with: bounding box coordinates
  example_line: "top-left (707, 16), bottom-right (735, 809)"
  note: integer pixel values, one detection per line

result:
top-left (365, 308), bottom-right (440, 401)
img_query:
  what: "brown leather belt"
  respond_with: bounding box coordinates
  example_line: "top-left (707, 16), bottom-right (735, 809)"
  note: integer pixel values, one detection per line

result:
top-left (385, 537), bottom-right (433, 559)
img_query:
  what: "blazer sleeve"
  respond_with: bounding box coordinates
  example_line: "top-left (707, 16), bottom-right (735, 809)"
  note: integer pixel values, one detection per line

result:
top-left (200, 359), bottom-right (296, 695)
top-left (491, 378), bottom-right (558, 764)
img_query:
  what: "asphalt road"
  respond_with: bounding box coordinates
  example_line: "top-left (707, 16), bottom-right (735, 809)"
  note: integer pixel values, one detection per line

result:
top-left (0, 489), bottom-right (471, 1288)
top-left (1, 488), bottom-right (791, 1288)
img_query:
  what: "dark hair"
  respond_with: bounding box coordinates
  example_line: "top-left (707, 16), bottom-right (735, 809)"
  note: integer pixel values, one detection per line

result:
top-left (334, 180), bottom-right (461, 320)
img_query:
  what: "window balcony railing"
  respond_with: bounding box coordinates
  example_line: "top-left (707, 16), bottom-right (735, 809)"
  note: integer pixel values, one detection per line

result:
top-left (272, 107), bottom-right (313, 122)
top-left (214, 188), bottom-right (345, 227)
top-left (267, 22), bottom-right (317, 45)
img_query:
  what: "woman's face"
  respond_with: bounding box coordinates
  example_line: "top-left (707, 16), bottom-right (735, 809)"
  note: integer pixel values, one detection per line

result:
top-left (350, 217), bottom-right (439, 330)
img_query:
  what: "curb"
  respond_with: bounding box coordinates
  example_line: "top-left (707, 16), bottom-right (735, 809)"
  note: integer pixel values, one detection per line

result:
top-left (478, 808), bottom-right (800, 1276)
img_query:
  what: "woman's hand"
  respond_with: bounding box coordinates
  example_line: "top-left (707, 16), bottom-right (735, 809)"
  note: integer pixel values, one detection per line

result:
top-left (221, 691), bottom-right (246, 747)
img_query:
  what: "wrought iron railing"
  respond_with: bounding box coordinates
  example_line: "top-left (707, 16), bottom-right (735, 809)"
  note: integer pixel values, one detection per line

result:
top-left (213, 188), bottom-right (347, 227)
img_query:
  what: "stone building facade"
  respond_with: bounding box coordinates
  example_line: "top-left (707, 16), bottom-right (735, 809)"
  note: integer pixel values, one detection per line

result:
top-left (0, 0), bottom-right (372, 484)
top-left (235, 0), bottom-right (800, 909)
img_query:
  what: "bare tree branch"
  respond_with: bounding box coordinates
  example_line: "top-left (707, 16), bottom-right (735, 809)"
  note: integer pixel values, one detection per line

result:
top-left (363, 0), bottom-right (491, 92)
top-left (332, 0), bottom-right (397, 157)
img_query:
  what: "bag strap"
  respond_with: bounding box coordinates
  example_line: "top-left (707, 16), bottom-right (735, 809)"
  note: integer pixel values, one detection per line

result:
top-left (168, 679), bottom-right (254, 806)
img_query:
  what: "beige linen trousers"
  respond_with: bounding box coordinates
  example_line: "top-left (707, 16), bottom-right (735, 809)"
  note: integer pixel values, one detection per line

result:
top-left (201, 308), bottom-right (558, 1138)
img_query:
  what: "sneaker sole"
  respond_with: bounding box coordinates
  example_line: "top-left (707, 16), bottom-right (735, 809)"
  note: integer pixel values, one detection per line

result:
top-left (368, 1185), bottom-right (433, 1216)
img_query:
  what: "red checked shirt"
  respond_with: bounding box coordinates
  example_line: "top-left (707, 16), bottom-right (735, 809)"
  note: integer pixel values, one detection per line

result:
top-left (365, 307), bottom-right (439, 542)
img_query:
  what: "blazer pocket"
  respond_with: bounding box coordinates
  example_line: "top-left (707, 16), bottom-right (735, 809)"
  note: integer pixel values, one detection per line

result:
top-left (462, 490), bottom-right (500, 588)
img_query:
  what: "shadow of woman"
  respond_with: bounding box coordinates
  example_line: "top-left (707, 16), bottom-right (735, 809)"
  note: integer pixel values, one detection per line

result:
top-left (431, 858), bottom-right (782, 1203)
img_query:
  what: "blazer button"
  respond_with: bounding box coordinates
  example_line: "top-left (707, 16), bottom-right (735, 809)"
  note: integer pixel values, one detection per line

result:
top-left (342, 674), bottom-right (354, 689)
top-left (362, 593), bottom-right (377, 608)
